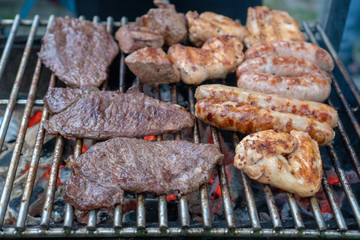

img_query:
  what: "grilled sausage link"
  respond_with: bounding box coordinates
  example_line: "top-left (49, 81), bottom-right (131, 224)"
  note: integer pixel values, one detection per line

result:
top-left (245, 41), bottom-right (334, 72)
top-left (237, 71), bottom-right (331, 102)
top-left (195, 84), bottom-right (338, 127)
top-left (236, 56), bottom-right (331, 84)
top-left (195, 99), bottom-right (335, 146)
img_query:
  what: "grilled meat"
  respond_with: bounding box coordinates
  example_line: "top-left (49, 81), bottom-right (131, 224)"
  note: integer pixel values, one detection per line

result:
top-left (136, 0), bottom-right (187, 46)
top-left (237, 71), bottom-right (331, 102)
top-left (245, 41), bottom-right (334, 72)
top-left (186, 11), bottom-right (248, 47)
top-left (234, 130), bottom-right (322, 197)
top-left (44, 87), bottom-right (99, 114)
top-left (43, 87), bottom-right (194, 139)
top-left (125, 47), bottom-right (179, 84)
top-left (168, 35), bottom-right (244, 85)
top-left (236, 56), bottom-right (331, 83)
top-left (195, 99), bottom-right (334, 145)
top-left (244, 6), bottom-right (305, 48)
top-left (65, 137), bottom-right (223, 210)
top-left (115, 24), bottom-right (164, 54)
top-left (38, 17), bottom-right (119, 88)
top-left (195, 84), bottom-right (338, 127)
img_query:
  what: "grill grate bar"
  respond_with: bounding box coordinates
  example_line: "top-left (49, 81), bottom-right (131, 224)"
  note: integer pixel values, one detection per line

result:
top-left (286, 193), bottom-right (305, 229)
top-left (40, 135), bottom-right (65, 229)
top-left (322, 172), bottom-right (348, 231)
top-left (315, 24), bottom-right (360, 106)
top-left (188, 86), bottom-right (212, 229)
top-left (0, 14), bottom-right (30, 151)
top-left (309, 196), bottom-right (327, 231)
top-left (262, 185), bottom-right (282, 229)
top-left (0, 16), bottom-right (47, 227)
top-left (0, 99), bottom-right (44, 105)
top-left (63, 139), bottom-right (82, 230)
top-left (327, 144), bottom-right (360, 227)
top-left (210, 127), bottom-right (236, 228)
top-left (328, 99), bottom-right (360, 178)
top-left (0, 15), bottom-right (20, 84)
top-left (16, 73), bottom-right (56, 231)
top-left (170, 84), bottom-right (190, 228)
top-left (232, 133), bottom-right (261, 230)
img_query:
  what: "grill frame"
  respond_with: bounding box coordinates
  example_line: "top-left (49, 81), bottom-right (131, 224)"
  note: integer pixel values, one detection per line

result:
top-left (0, 15), bottom-right (359, 238)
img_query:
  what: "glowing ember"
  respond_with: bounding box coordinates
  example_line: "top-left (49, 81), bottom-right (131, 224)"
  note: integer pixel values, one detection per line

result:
top-left (144, 135), bottom-right (156, 141)
top-left (210, 184), bottom-right (222, 200)
top-left (82, 145), bottom-right (88, 153)
top-left (166, 194), bottom-right (178, 201)
top-left (27, 110), bottom-right (43, 128)
top-left (40, 165), bottom-right (66, 185)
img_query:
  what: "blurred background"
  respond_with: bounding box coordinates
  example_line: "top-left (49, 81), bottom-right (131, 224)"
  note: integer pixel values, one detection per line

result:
top-left (0, 0), bottom-right (359, 87)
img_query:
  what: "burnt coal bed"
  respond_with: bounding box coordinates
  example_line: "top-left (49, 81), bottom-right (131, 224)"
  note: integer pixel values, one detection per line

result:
top-left (1, 98), bottom-right (359, 230)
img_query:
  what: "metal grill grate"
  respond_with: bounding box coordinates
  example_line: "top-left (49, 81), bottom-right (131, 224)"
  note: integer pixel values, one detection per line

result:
top-left (0, 15), bottom-right (359, 238)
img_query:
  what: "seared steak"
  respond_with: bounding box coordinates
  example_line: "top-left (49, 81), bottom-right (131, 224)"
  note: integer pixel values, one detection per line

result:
top-left (115, 24), bottom-right (164, 54)
top-left (43, 87), bottom-right (194, 139)
top-left (64, 137), bottom-right (223, 210)
top-left (125, 47), bottom-right (180, 84)
top-left (44, 87), bottom-right (99, 114)
top-left (136, 0), bottom-right (187, 46)
top-left (38, 17), bottom-right (119, 88)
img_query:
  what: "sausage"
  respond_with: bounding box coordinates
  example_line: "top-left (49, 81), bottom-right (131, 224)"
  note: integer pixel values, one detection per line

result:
top-left (195, 84), bottom-right (338, 127)
top-left (237, 71), bottom-right (331, 102)
top-left (236, 56), bottom-right (331, 84)
top-left (195, 98), bottom-right (335, 146)
top-left (245, 41), bottom-right (334, 72)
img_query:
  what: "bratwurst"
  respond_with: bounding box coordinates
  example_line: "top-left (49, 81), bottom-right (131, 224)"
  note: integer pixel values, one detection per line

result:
top-left (195, 84), bottom-right (338, 127)
top-left (245, 41), bottom-right (334, 72)
top-left (195, 99), bottom-right (335, 145)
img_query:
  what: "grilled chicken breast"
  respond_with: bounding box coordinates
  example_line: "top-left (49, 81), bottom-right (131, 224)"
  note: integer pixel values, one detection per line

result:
top-left (115, 24), bottom-right (164, 54)
top-left (186, 11), bottom-right (248, 47)
top-left (234, 130), bottom-right (322, 197)
top-left (244, 6), bottom-right (305, 48)
top-left (125, 47), bottom-right (179, 84)
top-left (168, 35), bottom-right (244, 85)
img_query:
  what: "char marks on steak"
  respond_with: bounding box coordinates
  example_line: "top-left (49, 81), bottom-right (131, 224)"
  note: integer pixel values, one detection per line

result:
top-left (43, 87), bottom-right (194, 139)
top-left (38, 17), bottom-right (119, 88)
top-left (65, 137), bottom-right (223, 210)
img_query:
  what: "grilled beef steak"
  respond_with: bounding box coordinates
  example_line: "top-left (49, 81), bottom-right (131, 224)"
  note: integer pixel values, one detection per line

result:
top-left (136, 0), bottom-right (187, 46)
top-left (38, 17), bottom-right (119, 88)
top-left (64, 137), bottom-right (223, 210)
top-left (125, 47), bottom-right (180, 84)
top-left (115, 24), bottom-right (164, 54)
top-left (44, 87), bottom-right (100, 114)
top-left (43, 87), bottom-right (194, 139)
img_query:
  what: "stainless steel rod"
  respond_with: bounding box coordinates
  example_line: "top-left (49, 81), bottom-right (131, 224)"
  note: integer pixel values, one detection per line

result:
top-left (0, 18), bottom-right (125, 27)
top-left (309, 196), bottom-right (327, 231)
top-left (322, 173), bottom-right (348, 231)
top-left (63, 139), bottom-right (83, 230)
top-left (262, 185), bottom-right (282, 229)
top-left (327, 144), bottom-right (360, 227)
top-left (136, 193), bottom-right (146, 229)
top-left (188, 86), bottom-right (212, 229)
top-left (87, 210), bottom-right (97, 231)
top-left (0, 16), bottom-right (48, 226)
top-left (158, 195), bottom-right (168, 229)
top-left (0, 14), bottom-right (33, 151)
top-left (40, 135), bottom-right (65, 229)
top-left (287, 193), bottom-right (305, 229)
top-left (210, 127), bottom-right (236, 229)
top-left (113, 204), bottom-right (123, 229)
top-left (119, 17), bottom-right (128, 92)
top-left (232, 133), bottom-right (260, 230)
top-left (15, 74), bottom-right (56, 231)
top-left (0, 99), bottom-right (44, 105)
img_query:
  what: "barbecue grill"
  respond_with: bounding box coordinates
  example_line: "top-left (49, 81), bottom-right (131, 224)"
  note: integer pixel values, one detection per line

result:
top-left (0, 12), bottom-right (360, 238)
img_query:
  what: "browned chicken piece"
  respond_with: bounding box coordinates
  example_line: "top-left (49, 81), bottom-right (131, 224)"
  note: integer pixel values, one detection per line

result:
top-left (125, 47), bottom-right (179, 84)
top-left (186, 11), bottom-right (249, 47)
top-left (115, 24), bottom-right (164, 54)
top-left (234, 130), bottom-right (322, 197)
top-left (168, 35), bottom-right (244, 85)
top-left (136, 0), bottom-right (187, 46)
top-left (244, 6), bottom-right (306, 48)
